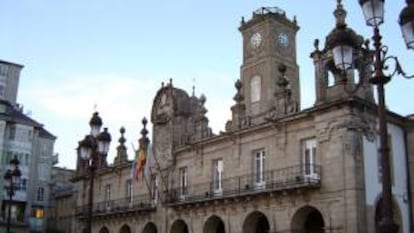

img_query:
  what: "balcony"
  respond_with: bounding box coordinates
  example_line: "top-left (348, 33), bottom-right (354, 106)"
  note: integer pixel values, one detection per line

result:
top-left (76, 193), bottom-right (155, 218)
top-left (166, 164), bottom-right (321, 206)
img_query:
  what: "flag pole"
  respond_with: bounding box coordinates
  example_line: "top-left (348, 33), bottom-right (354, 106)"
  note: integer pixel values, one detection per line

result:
top-left (137, 117), bottom-right (153, 198)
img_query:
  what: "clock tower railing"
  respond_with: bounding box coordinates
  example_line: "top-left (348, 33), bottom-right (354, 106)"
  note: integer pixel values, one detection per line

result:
top-left (253, 7), bottom-right (285, 16)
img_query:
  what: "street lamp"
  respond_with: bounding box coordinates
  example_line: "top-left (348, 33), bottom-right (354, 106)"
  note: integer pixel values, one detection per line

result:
top-left (3, 155), bottom-right (21, 233)
top-left (398, 0), bottom-right (414, 49)
top-left (78, 112), bottom-right (112, 233)
top-left (328, 1), bottom-right (414, 232)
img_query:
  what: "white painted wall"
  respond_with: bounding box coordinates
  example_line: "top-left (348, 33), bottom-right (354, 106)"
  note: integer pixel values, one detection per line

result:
top-left (363, 122), bottom-right (410, 233)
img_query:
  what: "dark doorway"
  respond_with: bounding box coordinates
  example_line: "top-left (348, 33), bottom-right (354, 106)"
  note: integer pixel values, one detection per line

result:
top-left (291, 206), bottom-right (325, 233)
top-left (242, 211), bottom-right (270, 233)
top-left (143, 222), bottom-right (157, 233)
top-left (304, 210), bottom-right (324, 233)
top-left (170, 219), bottom-right (189, 233)
top-left (203, 215), bottom-right (225, 233)
top-left (120, 224), bottom-right (131, 233)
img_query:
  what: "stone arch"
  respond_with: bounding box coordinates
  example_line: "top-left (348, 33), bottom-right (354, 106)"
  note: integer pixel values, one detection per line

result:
top-left (203, 215), bottom-right (225, 233)
top-left (374, 198), bottom-right (402, 233)
top-left (170, 219), bottom-right (189, 233)
top-left (291, 206), bottom-right (325, 233)
top-left (99, 227), bottom-right (110, 233)
top-left (142, 222), bottom-right (157, 233)
top-left (120, 224), bottom-right (132, 233)
top-left (242, 211), bottom-right (270, 233)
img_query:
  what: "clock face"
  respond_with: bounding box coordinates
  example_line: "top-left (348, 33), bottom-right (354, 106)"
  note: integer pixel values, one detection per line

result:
top-left (278, 32), bottom-right (289, 47)
top-left (250, 32), bottom-right (262, 49)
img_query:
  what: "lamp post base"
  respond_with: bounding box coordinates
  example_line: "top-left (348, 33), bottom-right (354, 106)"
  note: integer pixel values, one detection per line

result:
top-left (380, 220), bottom-right (398, 233)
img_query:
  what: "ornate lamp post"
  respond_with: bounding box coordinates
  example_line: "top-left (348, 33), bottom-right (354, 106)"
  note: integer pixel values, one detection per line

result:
top-left (328, 1), bottom-right (414, 232)
top-left (78, 112), bottom-right (112, 233)
top-left (3, 155), bottom-right (21, 233)
top-left (399, 0), bottom-right (414, 49)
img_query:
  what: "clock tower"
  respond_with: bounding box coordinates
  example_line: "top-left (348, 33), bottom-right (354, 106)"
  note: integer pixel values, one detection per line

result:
top-left (238, 7), bottom-right (300, 125)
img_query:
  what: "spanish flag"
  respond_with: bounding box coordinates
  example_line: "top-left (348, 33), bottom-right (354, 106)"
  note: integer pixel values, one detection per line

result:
top-left (135, 147), bottom-right (147, 181)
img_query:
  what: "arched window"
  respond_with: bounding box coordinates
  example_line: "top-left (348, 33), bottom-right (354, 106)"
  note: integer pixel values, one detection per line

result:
top-left (250, 75), bottom-right (261, 103)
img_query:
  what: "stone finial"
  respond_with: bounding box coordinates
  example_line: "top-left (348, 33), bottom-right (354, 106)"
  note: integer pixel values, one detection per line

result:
top-left (141, 117), bottom-right (148, 137)
top-left (199, 94), bottom-right (207, 117)
top-left (199, 94), bottom-right (206, 105)
top-left (233, 79), bottom-right (244, 102)
top-left (314, 39), bottom-right (320, 51)
top-left (139, 117), bottom-right (150, 147)
top-left (119, 127), bottom-right (126, 146)
top-left (277, 64), bottom-right (289, 88)
top-left (334, 0), bottom-right (347, 27)
top-left (114, 126), bottom-right (127, 165)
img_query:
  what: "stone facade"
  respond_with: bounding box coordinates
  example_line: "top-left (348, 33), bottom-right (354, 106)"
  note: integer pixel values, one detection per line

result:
top-left (47, 167), bottom-right (77, 233)
top-left (72, 4), bottom-right (414, 233)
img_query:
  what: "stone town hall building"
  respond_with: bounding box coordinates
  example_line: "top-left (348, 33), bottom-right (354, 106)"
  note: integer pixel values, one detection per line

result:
top-left (72, 4), bottom-right (414, 233)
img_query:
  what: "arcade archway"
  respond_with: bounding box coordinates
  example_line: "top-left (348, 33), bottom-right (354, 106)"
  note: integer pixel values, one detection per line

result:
top-left (170, 219), bottom-right (189, 233)
top-left (143, 222), bottom-right (158, 233)
top-left (203, 215), bottom-right (225, 233)
top-left (242, 211), bottom-right (270, 233)
top-left (291, 206), bottom-right (325, 233)
top-left (99, 227), bottom-right (110, 233)
top-left (120, 224), bottom-right (131, 233)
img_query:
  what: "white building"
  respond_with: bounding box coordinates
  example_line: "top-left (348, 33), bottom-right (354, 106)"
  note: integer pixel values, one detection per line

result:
top-left (0, 59), bottom-right (56, 233)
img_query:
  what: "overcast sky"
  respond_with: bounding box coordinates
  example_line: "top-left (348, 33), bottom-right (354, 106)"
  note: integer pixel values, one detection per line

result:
top-left (1, 0), bottom-right (413, 169)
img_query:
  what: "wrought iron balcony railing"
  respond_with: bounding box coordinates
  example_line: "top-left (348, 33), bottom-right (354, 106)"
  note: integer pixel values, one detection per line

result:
top-left (76, 193), bottom-right (155, 217)
top-left (166, 164), bottom-right (321, 205)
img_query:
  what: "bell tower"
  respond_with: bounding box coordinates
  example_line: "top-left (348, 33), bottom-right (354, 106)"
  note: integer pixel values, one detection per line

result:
top-left (238, 7), bottom-right (300, 125)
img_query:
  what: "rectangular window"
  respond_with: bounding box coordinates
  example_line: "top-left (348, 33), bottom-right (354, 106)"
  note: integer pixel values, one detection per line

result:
top-left (8, 125), bottom-right (16, 140)
top-left (2, 151), bottom-right (12, 165)
top-left (30, 208), bottom-right (44, 219)
top-left (38, 163), bottom-right (47, 181)
top-left (179, 167), bottom-right (188, 198)
top-left (36, 208), bottom-right (44, 219)
top-left (254, 150), bottom-right (266, 188)
top-left (0, 65), bottom-right (8, 76)
top-left (25, 154), bottom-right (29, 166)
top-left (20, 178), bottom-right (27, 191)
top-left (213, 159), bottom-right (223, 194)
top-left (0, 85), bottom-right (5, 98)
top-left (151, 175), bottom-right (158, 203)
top-left (37, 187), bottom-right (44, 201)
top-left (302, 138), bottom-right (318, 179)
top-left (125, 179), bottom-right (132, 204)
top-left (105, 184), bottom-right (111, 208)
